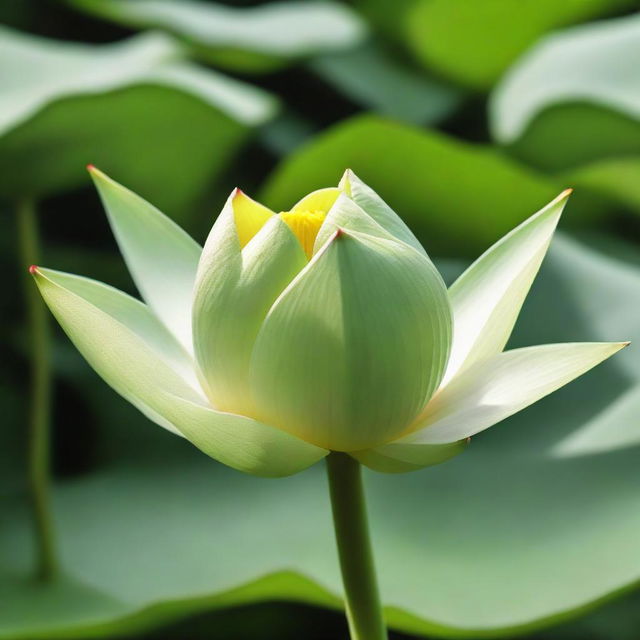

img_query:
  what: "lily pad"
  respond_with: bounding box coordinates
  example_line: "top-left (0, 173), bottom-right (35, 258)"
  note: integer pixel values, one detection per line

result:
top-left (2, 233), bottom-right (640, 638)
top-left (0, 27), bottom-right (276, 222)
top-left (563, 157), bottom-right (640, 214)
top-left (406, 0), bottom-right (635, 90)
top-left (310, 43), bottom-right (463, 126)
top-left (259, 114), bottom-right (605, 256)
top-left (67, 0), bottom-right (366, 72)
top-left (490, 14), bottom-right (640, 170)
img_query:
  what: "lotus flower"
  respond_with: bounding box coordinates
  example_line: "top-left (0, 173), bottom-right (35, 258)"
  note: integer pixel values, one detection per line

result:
top-left (33, 167), bottom-right (627, 476)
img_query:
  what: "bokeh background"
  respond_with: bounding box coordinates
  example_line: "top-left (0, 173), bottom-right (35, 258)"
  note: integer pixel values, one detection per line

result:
top-left (2, 1), bottom-right (640, 639)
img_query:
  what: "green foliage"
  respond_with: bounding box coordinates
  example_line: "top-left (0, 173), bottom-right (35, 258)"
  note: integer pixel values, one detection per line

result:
top-left (490, 14), bottom-right (640, 170)
top-left (67, 0), bottom-right (366, 71)
top-left (0, 27), bottom-right (276, 223)
top-left (406, 0), bottom-right (635, 90)
top-left (310, 44), bottom-right (463, 126)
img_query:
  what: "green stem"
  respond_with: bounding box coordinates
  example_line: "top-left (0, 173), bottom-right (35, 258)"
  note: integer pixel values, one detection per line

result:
top-left (17, 198), bottom-right (57, 581)
top-left (326, 452), bottom-right (387, 640)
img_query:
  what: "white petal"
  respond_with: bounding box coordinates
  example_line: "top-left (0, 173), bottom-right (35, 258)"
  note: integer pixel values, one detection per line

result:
top-left (314, 192), bottom-right (403, 252)
top-left (339, 169), bottom-right (427, 255)
top-left (155, 394), bottom-right (328, 477)
top-left (443, 190), bottom-right (570, 385)
top-left (89, 167), bottom-right (201, 352)
top-left (193, 203), bottom-right (306, 413)
top-left (249, 230), bottom-right (452, 451)
top-left (33, 267), bottom-right (205, 435)
top-left (351, 440), bottom-right (467, 473)
top-left (401, 342), bottom-right (628, 445)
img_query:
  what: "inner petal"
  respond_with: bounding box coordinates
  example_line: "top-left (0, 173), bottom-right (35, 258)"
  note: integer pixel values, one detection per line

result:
top-left (279, 209), bottom-right (326, 259)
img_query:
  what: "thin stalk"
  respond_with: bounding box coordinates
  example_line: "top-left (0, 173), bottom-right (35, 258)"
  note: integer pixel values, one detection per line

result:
top-left (326, 452), bottom-right (387, 640)
top-left (17, 198), bottom-right (57, 581)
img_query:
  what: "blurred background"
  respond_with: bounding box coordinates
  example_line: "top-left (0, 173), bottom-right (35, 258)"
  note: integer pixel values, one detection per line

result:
top-left (2, 1), bottom-right (640, 639)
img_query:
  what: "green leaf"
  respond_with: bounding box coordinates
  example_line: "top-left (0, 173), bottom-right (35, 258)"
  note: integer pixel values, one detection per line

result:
top-left (4, 234), bottom-right (640, 638)
top-left (553, 383), bottom-right (640, 457)
top-left (67, 0), bottom-right (366, 72)
top-left (563, 157), bottom-right (640, 214)
top-left (0, 27), bottom-right (276, 221)
top-left (310, 43), bottom-right (462, 126)
top-left (260, 115), bottom-right (603, 256)
top-left (406, 0), bottom-right (635, 90)
top-left (490, 14), bottom-right (640, 170)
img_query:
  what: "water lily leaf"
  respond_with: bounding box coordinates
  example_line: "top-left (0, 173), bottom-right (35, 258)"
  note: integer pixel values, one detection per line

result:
top-left (490, 14), bottom-right (640, 170)
top-left (0, 27), bottom-right (276, 222)
top-left (563, 157), bottom-right (640, 215)
top-left (553, 383), bottom-right (640, 457)
top-left (310, 43), bottom-right (463, 126)
top-left (2, 234), bottom-right (640, 638)
top-left (406, 0), bottom-right (635, 90)
top-left (67, 0), bottom-right (366, 72)
top-left (260, 114), bottom-right (605, 256)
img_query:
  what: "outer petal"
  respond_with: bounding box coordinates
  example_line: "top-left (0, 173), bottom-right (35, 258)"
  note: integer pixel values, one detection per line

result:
top-left (155, 394), bottom-right (328, 477)
top-left (351, 439), bottom-right (468, 473)
top-left (232, 189), bottom-right (274, 247)
top-left (33, 267), bottom-right (322, 477)
top-left (442, 190), bottom-right (570, 385)
top-left (89, 167), bottom-right (201, 353)
top-left (249, 230), bottom-right (452, 451)
top-left (192, 191), bottom-right (306, 413)
top-left (33, 267), bottom-right (204, 435)
top-left (339, 169), bottom-right (426, 255)
top-left (400, 342), bottom-right (629, 445)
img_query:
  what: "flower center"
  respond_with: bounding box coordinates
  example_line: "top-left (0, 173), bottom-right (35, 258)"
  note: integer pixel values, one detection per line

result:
top-left (279, 209), bottom-right (326, 259)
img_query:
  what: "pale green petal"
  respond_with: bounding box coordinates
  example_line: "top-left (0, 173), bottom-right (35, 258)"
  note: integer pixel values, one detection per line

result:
top-left (89, 167), bottom-right (201, 352)
top-left (33, 267), bottom-right (205, 435)
top-left (352, 439), bottom-right (467, 473)
top-left (250, 230), bottom-right (452, 451)
top-left (339, 169), bottom-right (426, 255)
top-left (443, 190), bottom-right (570, 385)
top-left (155, 393), bottom-right (328, 477)
top-left (193, 195), bottom-right (306, 413)
top-left (402, 342), bottom-right (628, 445)
top-left (314, 192), bottom-right (399, 252)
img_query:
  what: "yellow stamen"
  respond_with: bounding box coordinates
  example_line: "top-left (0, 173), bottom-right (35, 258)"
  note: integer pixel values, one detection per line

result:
top-left (280, 209), bottom-right (326, 259)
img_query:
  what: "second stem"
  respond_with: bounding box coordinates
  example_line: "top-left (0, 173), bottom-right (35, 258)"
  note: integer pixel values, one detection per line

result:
top-left (17, 198), bottom-right (57, 581)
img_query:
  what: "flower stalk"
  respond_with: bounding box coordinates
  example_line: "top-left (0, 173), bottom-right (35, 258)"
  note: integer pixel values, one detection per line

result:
top-left (326, 453), bottom-right (387, 640)
top-left (17, 198), bottom-right (57, 581)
